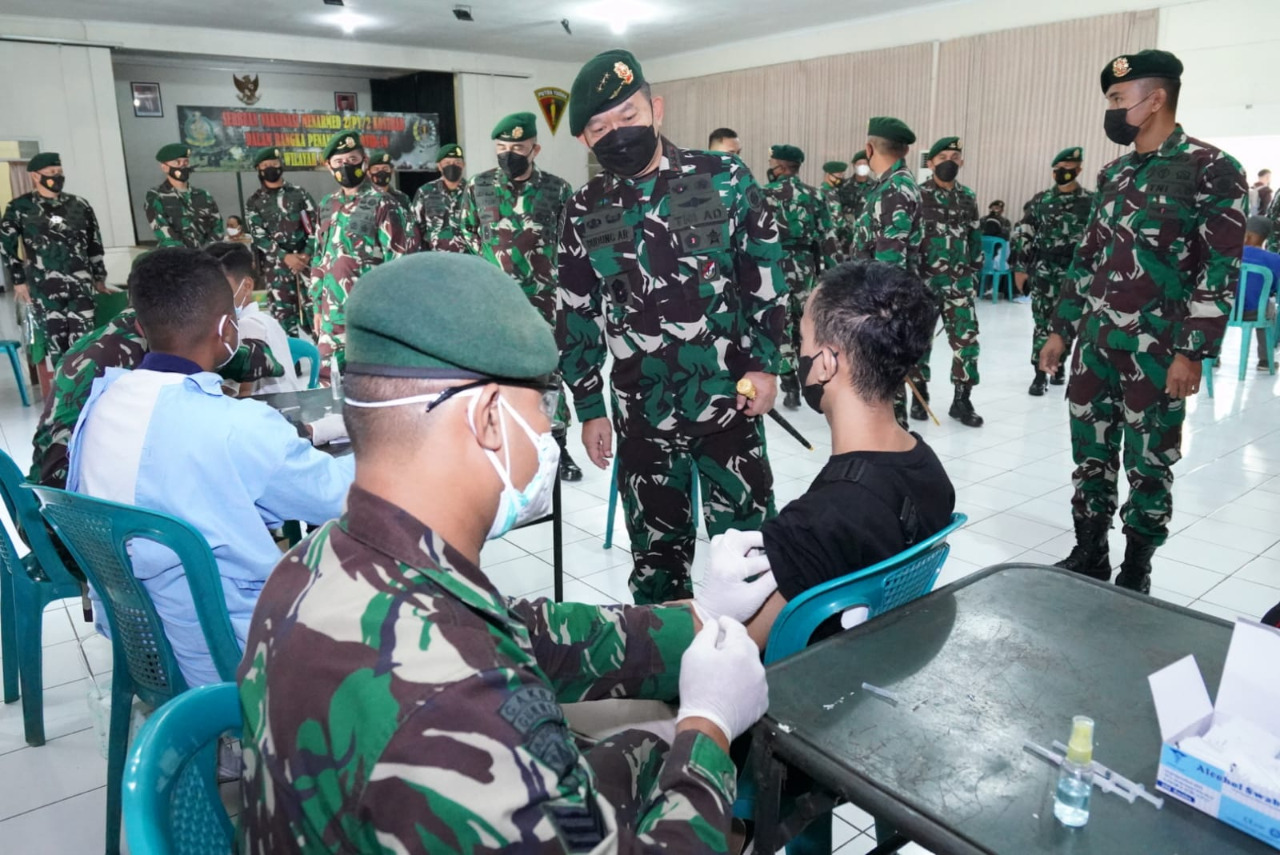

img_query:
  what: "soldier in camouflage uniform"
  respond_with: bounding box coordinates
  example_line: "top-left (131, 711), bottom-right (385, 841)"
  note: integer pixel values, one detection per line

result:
top-left (1040, 50), bottom-right (1246, 594)
top-left (764, 144), bottom-right (838, 410)
top-left (820, 159), bottom-right (853, 262)
top-left (308, 131), bottom-right (418, 371)
top-left (837, 150), bottom-right (873, 234)
top-left (238, 252), bottom-right (772, 855)
top-left (367, 150), bottom-right (416, 234)
top-left (1011, 146), bottom-right (1093, 395)
top-left (145, 143), bottom-right (222, 248)
top-left (915, 137), bottom-right (984, 428)
top-left (849, 117), bottom-right (924, 428)
top-left (245, 146), bottom-right (317, 336)
top-left (0, 152), bottom-right (105, 368)
top-left (559, 50), bottom-right (787, 603)
top-left (412, 143), bottom-right (468, 253)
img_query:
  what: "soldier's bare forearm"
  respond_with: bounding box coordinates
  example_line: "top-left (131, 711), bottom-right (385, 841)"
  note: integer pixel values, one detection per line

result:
top-left (675, 716), bottom-right (731, 754)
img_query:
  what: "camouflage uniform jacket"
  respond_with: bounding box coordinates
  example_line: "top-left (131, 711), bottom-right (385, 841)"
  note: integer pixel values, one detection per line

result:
top-left (246, 182), bottom-right (317, 268)
top-left (1009, 185), bottom-right (1093, 278)
top-left (918, 177), bottom-right (983, 293)
top-left (836, 179), bottom-right (872, 228)
top-left (0, 192), bottom-right (107, 289)
top-left (764, 174), bottom-right (839, 272)
top-left (459, 167), bottom-right (572, 322)
top-left (412, 178), bottom-right (468, 253)
top-left (850, 159), bottom-right (924, 277)
top-left (30, 309), bottom-right (284, 489)
top-left (1052, 125), bottom-right (1247, 359)
top-left (144, 181), bottom-right (222, 247)
top-left (307, 185), bottom-right (417, 306)
top-left (820, 181), bottom-right (853, 260)
top-left (238, 486), bottom-right (735, 854)
top-left (557, 137), bottom-right (788, 434)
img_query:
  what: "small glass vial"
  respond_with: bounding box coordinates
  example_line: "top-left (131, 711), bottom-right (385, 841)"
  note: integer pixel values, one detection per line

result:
top-left (329, 355), bottom-right (342, 401)
top-left (1054, 715), bottom-right (1095, 827)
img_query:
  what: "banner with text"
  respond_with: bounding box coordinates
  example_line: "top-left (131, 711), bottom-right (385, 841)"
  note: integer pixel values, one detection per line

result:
top-left (175, 106), bottom-right (440, 172)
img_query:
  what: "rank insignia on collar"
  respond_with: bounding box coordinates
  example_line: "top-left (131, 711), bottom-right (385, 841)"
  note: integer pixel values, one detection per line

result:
top-left (1112, 57), bottom-right (1131, 78)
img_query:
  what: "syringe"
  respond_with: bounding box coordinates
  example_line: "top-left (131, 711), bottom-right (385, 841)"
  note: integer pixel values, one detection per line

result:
top-left (1022, 741), bottom-right (1137, 803)
top-left (1051, 739), bottom-right (1164, 809)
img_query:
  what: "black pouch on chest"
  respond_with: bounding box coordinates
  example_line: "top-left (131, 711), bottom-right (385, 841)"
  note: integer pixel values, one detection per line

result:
top-left (474, 182), bottom-right (501, 227)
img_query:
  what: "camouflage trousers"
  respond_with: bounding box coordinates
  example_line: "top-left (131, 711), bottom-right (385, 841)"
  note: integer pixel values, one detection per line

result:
top-left (315, 290), bottom-right (347, 371)
top-left (917, 288), bottom-right (980, 386)
top-left (1028, 271), bottom-right (1066, 367)
top-left (261, 262), bottom-right (305, 337)
top-left (779, 252), bottom-right (818, 375)
top-left (32, 273), bottom-right (95, 363)
top-left (617, 416), bottom-right (776, 604)
top-left (1068, 343), bottom-right (1185, 545)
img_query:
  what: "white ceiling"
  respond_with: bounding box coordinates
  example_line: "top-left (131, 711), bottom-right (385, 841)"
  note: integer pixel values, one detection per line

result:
top-left (4, 0), bottom-right (954, 63)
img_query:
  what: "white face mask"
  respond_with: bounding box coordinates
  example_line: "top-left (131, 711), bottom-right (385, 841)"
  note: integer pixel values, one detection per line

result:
top-left (215, 314), bottom-right (240, 370)
top-left (226, 227), bottom-right (242, 236)
top-left (854, 163), bottom-right (871, 178)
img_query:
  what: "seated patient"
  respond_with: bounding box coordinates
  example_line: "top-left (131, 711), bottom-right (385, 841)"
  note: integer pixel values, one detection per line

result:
top-left (756, 261), bottom-right (956, 638)
top-left (67, 247), bottom-right (355, 686)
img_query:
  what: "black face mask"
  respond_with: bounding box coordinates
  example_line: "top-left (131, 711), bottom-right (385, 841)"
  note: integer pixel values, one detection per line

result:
top-left (332, 162), bottom-right (365, 188)
top-left (1103, 94), bottom-right (1153, 147)
top-left (798, 351), bottom-right (835, 414)
top-left (370, 171), bottom-right (392, 187)
top-left (258, 166), bottom-right (283, 184)
top-left (167, 166), bottom-right (192, 183)
top-left (498, 151), bottom-right (531, 180)
top-left (41, 175), bottom-right (65, 193)
top-left (933, 160), bottom-right (960, 182)
top-left (442, 164), bottom-right (464, 182)
top-left (1054, 167), bottom-right (1078, 186)
top-left (591, 125), bottom-right (660, 178)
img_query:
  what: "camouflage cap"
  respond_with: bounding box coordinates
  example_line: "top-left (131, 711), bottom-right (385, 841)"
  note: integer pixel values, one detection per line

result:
top-left (867, 117), bottom-right (916, 145)
top-left (926, 137), bottom-right (962, 160)
top-left (1052, 146), bottom-right (1084, 165)
top-left (436, 143), bottom-right (464, 161)
top-left (252, 147), bottom-right (284, 167)
top-left (822, 160), bottom-right (848, 175)
top-left (1100, 49), bottom-right (1183, 93)
top-left (770, 144), bottom-right (805, 165)
top-left (492, 112), bottom-right (538, 142)
top-left (569, 49), bottom-right (645, 137)
top-left (851, 151), bottom-right (869, 163)
top-left (27, 152), bottom-right (61, 172)
top-left (368, 150), bottom-right (394, 167)
top-left (155, 143), bottom-right (190, 163)
top-left (321, 130), bottom-right (363, 161)
top-left (345, 253), bottom-right (558, 380)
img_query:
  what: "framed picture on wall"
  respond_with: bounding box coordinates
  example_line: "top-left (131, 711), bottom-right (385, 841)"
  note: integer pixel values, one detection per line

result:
top-left (131, 82), bottom-right (163, 118)
top-left (335, 92), bottom-right (357, 112)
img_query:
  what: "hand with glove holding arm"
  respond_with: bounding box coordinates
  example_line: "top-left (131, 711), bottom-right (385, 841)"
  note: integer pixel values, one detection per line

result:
top-left (675, 616), bottom-right (769, 752)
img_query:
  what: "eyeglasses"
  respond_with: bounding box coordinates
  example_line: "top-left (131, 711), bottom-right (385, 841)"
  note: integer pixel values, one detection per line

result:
top-left (426, 378), bottom-right (561, 419)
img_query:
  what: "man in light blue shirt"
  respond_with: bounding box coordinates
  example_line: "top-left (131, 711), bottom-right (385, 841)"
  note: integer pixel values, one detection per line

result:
top-left (67, 247), bottom-right (354, 686)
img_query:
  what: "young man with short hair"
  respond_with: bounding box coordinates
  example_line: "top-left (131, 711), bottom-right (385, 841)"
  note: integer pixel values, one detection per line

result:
top-left (708, 127), bottom-right (742, 157)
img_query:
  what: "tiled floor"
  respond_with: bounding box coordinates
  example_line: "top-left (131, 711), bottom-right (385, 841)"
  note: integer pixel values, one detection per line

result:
top-left (2, 294), bottom-right (1278, 853)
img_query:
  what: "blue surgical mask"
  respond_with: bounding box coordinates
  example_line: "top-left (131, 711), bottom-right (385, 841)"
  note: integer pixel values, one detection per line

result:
top-left (471, 393), bottom-right (560, 539)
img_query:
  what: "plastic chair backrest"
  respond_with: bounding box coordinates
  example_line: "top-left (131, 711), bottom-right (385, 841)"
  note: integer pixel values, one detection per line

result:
top-left (287, 337), bottom-right (321, 389)
top-left (28, 486), bottom-right (240, 707)
top-left (980, 237), bottom-right (1010, 273)
top-left (1232, 262), bottom-right (1275, 325)
top-left (124, 682), bottom-right (241, 855)
top-left (764, 513), bottom-right (968, 664)
top-left (0, 450), bottom-right (81, 589)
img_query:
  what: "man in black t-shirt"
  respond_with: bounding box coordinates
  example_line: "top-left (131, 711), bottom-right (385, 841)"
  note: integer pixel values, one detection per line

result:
top-left (749, 261), bottom-right (956, 642)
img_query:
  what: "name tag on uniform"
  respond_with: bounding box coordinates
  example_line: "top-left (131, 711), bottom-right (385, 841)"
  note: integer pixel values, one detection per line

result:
top-left (582, 209), bottom-right (633, 252)
top-left (668, 175), bottom-right (728, 231)
top-left (1145, 161), bottom-right (1196, 201)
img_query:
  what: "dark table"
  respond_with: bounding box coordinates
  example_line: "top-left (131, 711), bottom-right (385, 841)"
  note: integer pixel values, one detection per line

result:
top-left (752, 564), bottom-right (1269, 855)
top-left (255, 387), bottom-right (566, 601)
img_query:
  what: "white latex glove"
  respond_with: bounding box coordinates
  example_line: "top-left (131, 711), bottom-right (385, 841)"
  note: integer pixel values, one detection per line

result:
top-left (675, 616), bottom-right (769, 743)
top-left (693, 529), bottom-right (777, 624)
top-left (307, 413), bottom-right (348, 447)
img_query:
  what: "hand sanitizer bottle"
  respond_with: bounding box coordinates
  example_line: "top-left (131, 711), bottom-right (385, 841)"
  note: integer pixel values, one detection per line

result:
top-left (1054, 715), bottom-right (1094, 827)
top-left (330, 354), bottom-right (342, 401)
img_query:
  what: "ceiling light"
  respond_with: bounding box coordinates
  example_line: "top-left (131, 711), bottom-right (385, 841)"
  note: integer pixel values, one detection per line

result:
top-left (453, 5), bottom-right (474, 21)
top-left (328, 10), bottom-right (370, 34)
top-left (610, 20), bottom-right (627, 35)
top-left (323, 0), bottom-right (344, 6)
top-left (574, 0), bottom-right (661, 34)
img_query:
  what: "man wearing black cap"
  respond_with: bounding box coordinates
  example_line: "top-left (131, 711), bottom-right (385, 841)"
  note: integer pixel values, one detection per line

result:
top-left (1040, 50), bottom-right (1247, 594)
top-left (820, 160), bottom-right (852, 259)
top-left (245, 146), bottom-right (317, 337)
top-left (145, 143), bottom-right (222, 248)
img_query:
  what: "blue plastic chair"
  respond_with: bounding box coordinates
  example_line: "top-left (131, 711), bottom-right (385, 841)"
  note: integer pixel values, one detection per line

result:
top-left (739, 512), bottom-right (968, 855)
top-left (0, 450), bottom-right (83, 746)
top-left (602, 455), bottom-right (700, 549)
top-left (287, 336), bottom-right (321, 390)
top-left (0, 340), bottom-right (30, 407)
top-left (1202, 262), bottom-right (1275, 398)
top-left (29, 486), bottom-right (241, 855)
top-left (978, 237), bottom-right (1013, 304)
top-left (123, 681), bottom-right (241, 855)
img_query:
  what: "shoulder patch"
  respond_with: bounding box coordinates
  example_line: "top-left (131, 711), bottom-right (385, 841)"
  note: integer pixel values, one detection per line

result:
top-left (499, 685), bottom-right (576, 776)
top-left (745, 183), bottom-right (765, 213)
top-left (543, 800), bottom-right (607, 852)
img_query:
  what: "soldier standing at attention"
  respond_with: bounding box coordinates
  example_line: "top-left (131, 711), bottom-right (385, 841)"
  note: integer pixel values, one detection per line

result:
top-left (837, 150), bottom-right (873, 230)
top-left (309, 130), bottom-right (417, 372)
top-left (848, 116), bottom-right (924, 428)
top-left (1012, 147), bottom-right (1093, 395)
top-left (0, 152), bottom-right (106, 379)
top-left (145, 143), bottom-right (222, 248)
top-left (412, 143), bottom-right (468, 253)
top-left (915, 137), bottom-right (984, 428)
top-left (1040, 50), bottom-right (1246, 594)
top-left (458, 112), bottom-right (582, 481)
top-left (367, 150), bottom-right (414, 219)
top-left (559, 49), bottom-right (787, 604)
top-left (820, 160), bottom-right (852, 262)
top-left (764, 144), bottom-right (837, 410)
top-left (245, 146), bottom-right (316, 337)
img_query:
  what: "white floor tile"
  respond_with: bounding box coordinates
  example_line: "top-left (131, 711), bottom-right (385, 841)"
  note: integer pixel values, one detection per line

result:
top-left (1150, 557), bottom-right (1233, 599)
top-left (834, 801), bottom-right (875, 832)
top-left (1160, 535), bottom-right (1256, 574)
top-left (1190, 600), bottom-right (1250, 622)
top-left (482, 554), bottom-right (555, 598)
top-left (0, 786), bottom-right (107, 854)
top-left (944, 529), bottom-right (1026, 567)
top-left (1233, 556), bottom-right (1280, 588)
top-left (967, 515), bottom-right (1066, 550)
top-left (1200, 577), bottom-right (1280, 618)
top-left (1180, 519), bottom-right (1279, 557)
top-left (0, 728), bottom-right (106, 821)
top-left (535, 538), bottom-right (633, 578)
top-left (0, 678), bottom-right (95, 757)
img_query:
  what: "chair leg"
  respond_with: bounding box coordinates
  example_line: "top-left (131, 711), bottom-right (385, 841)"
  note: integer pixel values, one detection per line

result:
top-left (603, 458), bottom-right (619, 550)
top-left (1239, 325), bottom-right (1250, 382)
top-left (6, 346), bottom-right (30, 407)
top-left (104, 682), bottom-right (131, 855)
top-left (1267, 323), bottom-right (1277, 375)
top-left (12, 584), bottom-right (47, 745)
top-left (1203, 358), bottom-right (1215, 398)
top-left (1, 567), bottom-right (18, 704)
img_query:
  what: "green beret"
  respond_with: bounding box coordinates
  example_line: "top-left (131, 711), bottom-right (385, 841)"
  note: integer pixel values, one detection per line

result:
top-left (155, 143), bottom-right (190, 163)
top-left (345, 253), bottom-right (558, 379)
top-left (926, 137), bottom-right (962, 160)
top-left (321, 131), bottom-right (362, 161)
top-left (851, 151), bottom-right (869, 163)
top-left (867, 117), bottom-right (916, 146)
top-left (492, 112), bottom-right (538, 142)
top-left (1100, 49), bottom-right (1183, 93)
top-left (822, 161), bottom-right (848, 175)
top-left (770, 144), bottom-right (805, 165)
top-left (436, 143), bottom-right (464, 161)
top-left (368, 150), bottom-right (393, 166)
top-left (27, 152), bottom-right (61, 172)
top-left (569, 49), bottom-right (645, 137)
top-left (1052, 146), bottom-right (1084, 165)
top-left (252, 147), bottom-right (283, 167)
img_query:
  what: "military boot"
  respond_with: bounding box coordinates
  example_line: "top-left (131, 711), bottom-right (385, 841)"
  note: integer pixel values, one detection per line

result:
top-left (781, 371), bottom-right (801, 410)
top-left (1050, 363), bottom-right (1066, 386)
top-left (948, 384), bottom-right (984, 427)
top-left (1054, 516), bottom-right (1112, 581)
top-left (910, 381), bottom-right (929, 421)
top-left (1114, 534), bottom-right (1156, 594)
top-left (1028, 370), bottom-right (1047, 397)
top-left (555, 434), bottom-right (583, 482)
